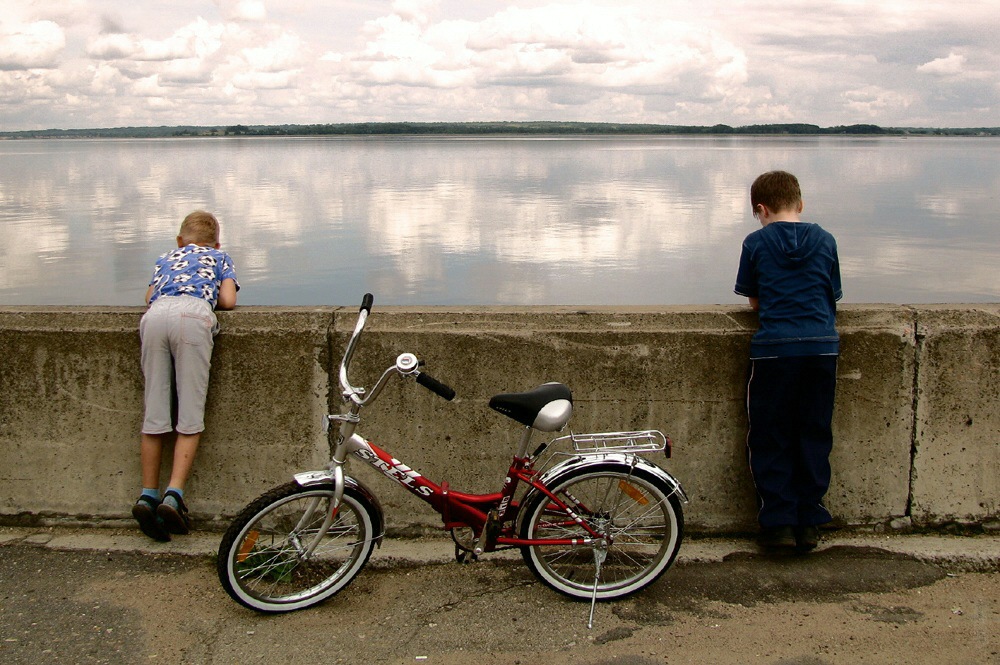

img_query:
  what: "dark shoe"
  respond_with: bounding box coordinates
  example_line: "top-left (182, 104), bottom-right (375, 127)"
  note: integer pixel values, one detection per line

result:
top-left (759, 525), bottom-right (796, 549)
top-left (795, 525), bottom-right (820, 552)
top-left (132, 496), bottom-right (170, 542)
top-left (156, 490), bottom-right (191, 535)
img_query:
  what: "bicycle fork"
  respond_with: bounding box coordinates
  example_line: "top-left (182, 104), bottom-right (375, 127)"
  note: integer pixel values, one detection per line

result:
top-left (294, 464), bottom-right (345, 560)
top-left (291, 413), bottom-right (360, 559)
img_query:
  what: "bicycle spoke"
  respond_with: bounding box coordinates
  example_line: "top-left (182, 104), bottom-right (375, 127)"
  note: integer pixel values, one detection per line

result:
top-left (521, 465), bottom-right (682, 600)
top-left (219, 483), bottom-right (378, 611)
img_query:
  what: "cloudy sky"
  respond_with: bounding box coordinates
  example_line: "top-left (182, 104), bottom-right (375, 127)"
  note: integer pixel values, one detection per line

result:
top-left (2, 0), bottom-right (998, 131)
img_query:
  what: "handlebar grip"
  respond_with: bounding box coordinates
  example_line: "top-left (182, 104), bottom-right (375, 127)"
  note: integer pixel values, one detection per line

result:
top-left (360, 293), bottom-right (374, 314)
top-left (416, 372), bottom-right (456, 401)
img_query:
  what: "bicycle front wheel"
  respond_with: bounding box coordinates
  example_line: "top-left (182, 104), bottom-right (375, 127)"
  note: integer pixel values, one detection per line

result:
top-left (218, 481), bottom-right (378, 613)
top-left (519, 462), bottom-right (683, 600)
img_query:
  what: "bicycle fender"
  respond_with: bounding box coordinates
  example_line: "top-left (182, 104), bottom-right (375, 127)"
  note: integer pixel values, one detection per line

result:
top-left (533, 453), bottom-right (688, 505)
top-left (293, 471), bottom-right (386, 547)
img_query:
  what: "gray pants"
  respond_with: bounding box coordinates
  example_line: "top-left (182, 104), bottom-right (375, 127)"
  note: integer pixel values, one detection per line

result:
top-left (140, 296), bottom-right (218, 435)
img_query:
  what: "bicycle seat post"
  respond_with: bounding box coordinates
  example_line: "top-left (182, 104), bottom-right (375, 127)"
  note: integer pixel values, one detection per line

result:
top-left (514, 426), bottom-right (535, 460)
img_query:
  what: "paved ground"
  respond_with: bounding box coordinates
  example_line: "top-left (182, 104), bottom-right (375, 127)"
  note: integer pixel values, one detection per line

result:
top-left (1, 526), bottom-right (999, 664)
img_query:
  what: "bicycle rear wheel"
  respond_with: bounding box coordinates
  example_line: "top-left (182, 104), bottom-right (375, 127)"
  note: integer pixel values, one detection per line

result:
top-left (519, 462), bottom-right (683, 600)
top-left (218, 481), bottom-right (378, 612)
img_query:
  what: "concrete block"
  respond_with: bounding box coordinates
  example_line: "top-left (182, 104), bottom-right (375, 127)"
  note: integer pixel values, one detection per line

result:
top-left (1, 303), bottom-right (995, 533)
top-left (830, 306), bottom-right (916, 524)
top-left (329, 305), bottom-right (920, 532)
top-left (189, 308), bottom-right (335, 519)
top-left (0, 307), bottom-right (334, 525)
top-left (0, 308), bottom-right (143, 519)
top-left (911, 305), bottom-right (1000, 524)
top-left (332, 306), bottom-right (761, 532)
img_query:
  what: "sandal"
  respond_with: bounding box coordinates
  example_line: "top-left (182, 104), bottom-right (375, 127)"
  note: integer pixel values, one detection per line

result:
top-left (156, 490), bottom-right (191, 535)
top-left (132, 495), bottom-right (170, 542)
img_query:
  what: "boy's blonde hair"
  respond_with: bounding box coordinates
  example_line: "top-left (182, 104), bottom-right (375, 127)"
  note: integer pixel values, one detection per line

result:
top-left (179, 210), bottom-right (220, 245)
top-left (751, 171), bottom-right (802, 214)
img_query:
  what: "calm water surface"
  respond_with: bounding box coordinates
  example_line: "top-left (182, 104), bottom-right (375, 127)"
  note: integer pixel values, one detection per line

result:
top-left (0, 135), bottom-right (997, 306)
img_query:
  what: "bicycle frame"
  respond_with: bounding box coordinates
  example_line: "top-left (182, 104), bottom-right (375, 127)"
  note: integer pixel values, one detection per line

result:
top-left (307, 293), bottom-right (685, 558)
top-left (221, 293), bottom-right (687, 628)
top-left (327, 433), bottom-right (606, 552)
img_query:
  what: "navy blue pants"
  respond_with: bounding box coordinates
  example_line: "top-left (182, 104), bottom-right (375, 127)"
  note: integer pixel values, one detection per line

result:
top-left (746, 355), bottom-right (837, 529)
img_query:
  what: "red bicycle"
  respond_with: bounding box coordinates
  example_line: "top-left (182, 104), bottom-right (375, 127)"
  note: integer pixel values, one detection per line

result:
top-left (218, 294), bottom-right (686, 625)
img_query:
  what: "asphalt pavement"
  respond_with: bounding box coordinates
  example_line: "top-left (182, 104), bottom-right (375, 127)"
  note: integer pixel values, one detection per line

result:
top-left (2, 526), bottom-right (998, 664)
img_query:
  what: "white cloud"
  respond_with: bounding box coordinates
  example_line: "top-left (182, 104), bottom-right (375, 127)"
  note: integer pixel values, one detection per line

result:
top-left (86, 17), bottom-right (225, 64)
top-left (241, 32), bottom-right (304, 72)
top-left (159, 59), bottom-right (214, 85)
top-left (843, 86), bottom-right (914, 117)
top-left (139, 18), bottom-right (225, 61)
top-left (232, 70), bottom-right (295, 90)
top-left (342, 3), bottom-right (748, 108)
top-left (218, 0), bottom-right (268, 23)
top-left (391, 0), bottom-right (440, 26)
top-left (0, 20), bottom-right (66, 70)
top-left (87, 33), bottom-right (136, 60)
top-left (132, 74), bottom-right (165, 97)
top-left (2, 1), bottom-right (999, 130)
top-left (917, 52), bottom-right (966, 76)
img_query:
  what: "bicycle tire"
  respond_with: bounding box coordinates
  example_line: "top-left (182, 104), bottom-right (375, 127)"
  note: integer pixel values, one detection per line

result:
top-left (218, 481), bottom-right (378, 612)
top-left (519, 461), bottom-right (683, 600)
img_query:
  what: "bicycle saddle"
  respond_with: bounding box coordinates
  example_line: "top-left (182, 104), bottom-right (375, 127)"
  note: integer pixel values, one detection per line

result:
top-left (488, 382), bottom-right (573, 432)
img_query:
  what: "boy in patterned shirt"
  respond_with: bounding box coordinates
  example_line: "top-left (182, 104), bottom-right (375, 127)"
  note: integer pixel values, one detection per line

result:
top-left (132, 210), bottom-right (239, 541)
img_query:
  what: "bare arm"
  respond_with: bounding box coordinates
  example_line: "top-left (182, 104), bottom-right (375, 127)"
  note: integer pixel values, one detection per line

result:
top-left (145, 285), bottom-right (154, 305)
top-left (748, 297), bottom-right (759, 311)
top-left (216, 278), bottom-right (238, 310)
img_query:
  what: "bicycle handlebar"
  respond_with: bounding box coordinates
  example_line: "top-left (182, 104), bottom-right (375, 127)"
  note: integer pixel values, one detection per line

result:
top-left (339, 295), bottom-right (371, 398)
top-left (339, 292), bottom-right (456, 407)
top-left (416, 371), bottom-right (456, 401)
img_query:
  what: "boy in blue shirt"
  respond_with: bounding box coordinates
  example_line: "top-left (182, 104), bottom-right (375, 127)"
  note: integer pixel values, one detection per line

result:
top-left (734, 171), bottom-right (842, 552)
top-left (132, 211), bottom-right (239, 541)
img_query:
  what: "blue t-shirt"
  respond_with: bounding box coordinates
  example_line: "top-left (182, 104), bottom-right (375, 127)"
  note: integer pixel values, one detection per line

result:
top-left (734, 222), bottom-right (842, 359)
top-left (148, 244), bottom-right (239, 309)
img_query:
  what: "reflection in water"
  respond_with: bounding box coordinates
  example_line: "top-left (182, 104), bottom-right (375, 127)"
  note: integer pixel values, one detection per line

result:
top-left (0, 136), bottom-right (997, 306)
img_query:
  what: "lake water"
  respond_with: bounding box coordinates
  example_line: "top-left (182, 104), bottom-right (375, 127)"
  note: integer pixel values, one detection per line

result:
top-left (0, 135), bottom-right (997, 306)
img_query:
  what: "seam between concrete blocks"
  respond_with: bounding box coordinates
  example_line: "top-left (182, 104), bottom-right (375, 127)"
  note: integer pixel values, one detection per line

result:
top-left (905, 305), bottom-right (922, 522)
top-left (326, 307), bottom-right (345, 458)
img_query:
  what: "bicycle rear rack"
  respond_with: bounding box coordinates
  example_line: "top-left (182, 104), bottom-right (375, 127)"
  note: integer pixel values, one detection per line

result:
top-left (556, 430), bottom-right (669, 455)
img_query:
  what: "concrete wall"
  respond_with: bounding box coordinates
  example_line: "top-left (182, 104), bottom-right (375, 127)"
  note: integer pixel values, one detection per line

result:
top-left (0, 304), bottom-right (997, 534)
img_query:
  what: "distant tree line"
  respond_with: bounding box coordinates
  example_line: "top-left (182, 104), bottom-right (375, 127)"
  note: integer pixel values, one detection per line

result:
top-left (3, 122), bottom-right (999, 139)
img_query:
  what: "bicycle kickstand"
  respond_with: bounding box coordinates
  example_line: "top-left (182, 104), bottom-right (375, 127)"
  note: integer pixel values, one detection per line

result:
top-left (588, 545), bottom-right (608, 629)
